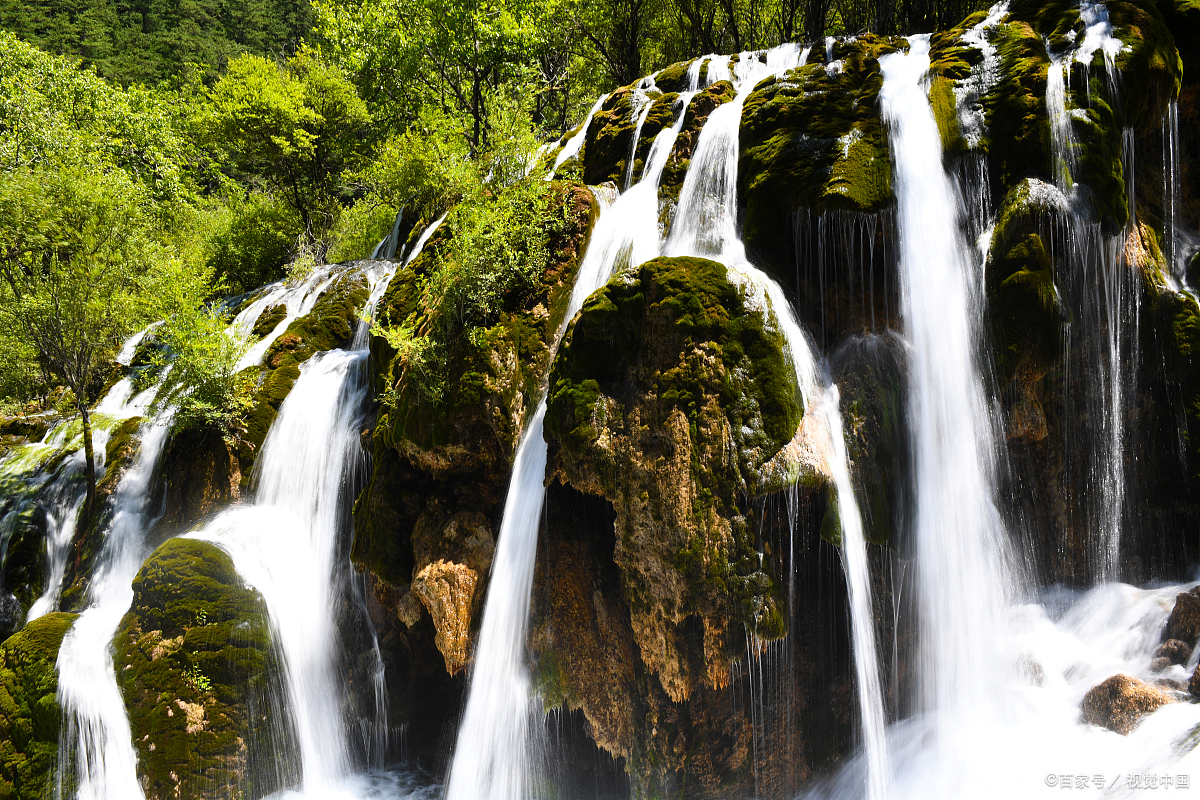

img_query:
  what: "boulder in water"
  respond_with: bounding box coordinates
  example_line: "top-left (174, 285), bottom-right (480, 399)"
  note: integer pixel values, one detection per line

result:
top-left (1164, 587), bottom-right (1200, 646)
top-left (1152, 638), bottom-right (1192, 671)
top-left (1080, 674), bottom-right (1174, 735)
top-left (0, 611), bottom-right (78, 800)
top-left (114, 537), bottom-right (291, 800)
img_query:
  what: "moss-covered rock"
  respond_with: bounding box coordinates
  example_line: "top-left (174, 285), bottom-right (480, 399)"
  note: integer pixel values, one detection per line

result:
top-left (583, 87), bottom-right (641, 186)
top-left (370, 182), bottom-right (596, 484)
top-left (353, 181), bottom-right (597, 669)
top-left (986, 180), bottom-right (1070, 441)
top-left (0, 612), bottom-right (78, 800)
top-left (153, 427), bottom-right (242, 538)
top-left (545, 256), bottom-right (801, 701)
top-left (61, 416), bottom-right (144, 612)
top-left (113, 537), bottom-right (290, 800)
top-left (830, 334), bottom-right (910, 547)
top-left (236, 268), bottom-right (369, 476)
top-left (740, 36), bottom-right (899, 278)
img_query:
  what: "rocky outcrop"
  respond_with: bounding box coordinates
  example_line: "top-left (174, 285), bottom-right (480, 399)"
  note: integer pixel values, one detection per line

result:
top-left (154, 427), bottom-right (242, 537)
top-left (236, 269), bottom-right (369, 475)
top-left (0, 611), bottom-right (77, 800)
top-left (1163, 586), bottom-right (1200, 644)
top-left (113, 538), bottom-right (289, 800)
top-left (1080, 673), bottom-right (1175, 734)
top-left (546, 256), bottom-right (803, 701)
top-left (1152, 638), bottom-right (1192, 670)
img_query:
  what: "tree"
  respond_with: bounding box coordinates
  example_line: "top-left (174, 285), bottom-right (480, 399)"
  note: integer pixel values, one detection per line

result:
top-left (200, 50), bottom-right (372, 257)
top-left (0, 164), bottom-right (177, 566)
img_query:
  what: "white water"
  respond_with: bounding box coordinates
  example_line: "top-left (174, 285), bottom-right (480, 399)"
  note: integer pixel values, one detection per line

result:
top-left (1045, 6), bottom-right (1134, 581)
top-left (23, 375), bottom-right (159, 623)
top-left (195, 348), bottom-right (367, 794)
top-left (236, 266), bottom-right (340, 370)
top-left (442, 45), bottom-right (774, 796)
top-left (549, 94), bottom-right (609, 178)
top-left (955, 3), bottom-right (1009, 149)
top-left (879, 30), bottom-right (1013, 729)
top-left (814, 390), bottom-right (891, 800)
top-left (55, 405), bottom-right (174, 800)
top-left (665, 45), bottom-right (808, 262)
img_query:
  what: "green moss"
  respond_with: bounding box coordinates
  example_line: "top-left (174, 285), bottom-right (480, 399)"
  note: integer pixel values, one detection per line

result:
top-left (982, 21), bottom-right (1054, 199)
top-left (113, 538), bottom-right (290, 800)
top-left (740, 37), bottom-right (899, 278)
top-left (985, 181), bottom-right (1069, 388)
top-left (0, 612), bottom-right (78, 800)
top-left (234, 269), bottom-right (368, 475)
top-left (583, 87), bottom-right (637, 186)
top-left (546, 256), bottom-right (801, 651)
top-left (653, 59), bottom-right (695, 94)
top-left (374, 182), bottom-right (597, 470)
top-left (250, 304), bottom-right (286, 339)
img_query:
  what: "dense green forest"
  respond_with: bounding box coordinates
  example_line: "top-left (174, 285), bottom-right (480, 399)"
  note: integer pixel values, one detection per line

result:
top-left (0, 0), bottom-right (992, 427)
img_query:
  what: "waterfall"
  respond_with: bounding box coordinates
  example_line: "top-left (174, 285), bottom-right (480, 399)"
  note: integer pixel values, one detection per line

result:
top-left (878, 32), bottom-right (1013, 723)
top-left (659, 40), bottom-right (891, 799)
top-left (443, 48), bottom-right (761, 798)
top-left (549, 94), bottom-right (609, 178)
top-left (55, 406), bottom-right (174, 800)
top-left (1164, 100), bottom-right (1183, 283)
top-left (194, 349), bottom-right (367, 793)
top-left (815, 390), bottom-right (891, 800)
top-left (665, 45), bottom-right (807, 262)
top-left (1044, 6), bottom-right (1134, 581)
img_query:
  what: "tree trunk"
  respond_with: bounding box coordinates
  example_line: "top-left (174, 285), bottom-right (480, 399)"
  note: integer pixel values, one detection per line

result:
top-left (75, 399), bottom-right (96, 573)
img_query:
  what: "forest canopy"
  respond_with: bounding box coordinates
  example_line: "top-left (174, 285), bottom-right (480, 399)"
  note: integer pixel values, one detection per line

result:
top-left (0, 0), bottom-right (996, 418)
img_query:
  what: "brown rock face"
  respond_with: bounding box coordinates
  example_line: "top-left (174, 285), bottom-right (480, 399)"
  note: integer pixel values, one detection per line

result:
top-left (411, 560), bottom-right (480, 676)
top-left (1152, 639), bottom-right (1193, 671)
top-left (1080, 674), bottom-right (1174, 735)
top-left (155, 427), bottom-right (241, 535)
top-left (1164, 588), bottom-right (1200, 646)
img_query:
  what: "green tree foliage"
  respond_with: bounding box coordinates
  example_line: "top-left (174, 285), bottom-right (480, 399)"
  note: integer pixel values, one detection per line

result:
top-left (199, 51), bottom-right (372, 256)
top-left (0, 31), bottom-right (196, 203)
top-left (313, 0), bottom-right (551, 146)
top-left (0, 0), bottom-right (313, 86)
top-left (148, 304), bottom-right (255, 437)
top-left (0, 164), bottom-right (197, 554)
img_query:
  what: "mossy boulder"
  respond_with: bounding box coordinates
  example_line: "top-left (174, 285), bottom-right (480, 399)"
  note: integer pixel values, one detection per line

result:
top-left (986, 180), bottom-right (1070, 441)
top-left (659, 80), bottom-right (738, 209)
top-left (830, 334), bottom-right (910, 547)
top-left (113, 537), bottom-right (290, 800)
top-left (0, 611), bottom-right (78, 800)
top-left (583, 87), bottom-right (645, 186)
top-left (354, 181), bottom-right (596, 651)
top-left (370, 182), bottom-right (596, 483)
top-left (545, 256), bottom-right (801, 701)
top-left (653, 59), bottom-right (697, 94)
top-left (153, 427), bottom-right (243, 538)
top-left (236, 268), bottom-right (369, 476)
top-left (740, 36), bottom-right (899, 278)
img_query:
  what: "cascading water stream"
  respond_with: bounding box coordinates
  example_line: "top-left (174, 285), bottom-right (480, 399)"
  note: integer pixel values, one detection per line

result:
top-left (638, 39), bottom-right (895, 798)
top-left (665, 45), bottom-right (808, 262)
top-left (192, 231), bottom-right (443, 796)
top-left (1044, 2), bottom-right (1134, 582)
top-left (194, 349), bottom-right (366, 794)
top-left (878, 30), bottom-right (1014, 728)
top-left (55, 405), bottom-right (174, 800)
